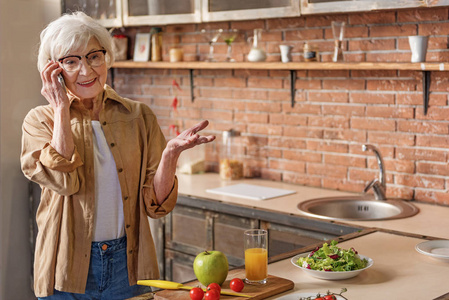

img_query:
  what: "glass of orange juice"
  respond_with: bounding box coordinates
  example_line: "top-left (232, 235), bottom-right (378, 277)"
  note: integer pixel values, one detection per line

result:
top-left (244, 229), bottom-right (268, 285)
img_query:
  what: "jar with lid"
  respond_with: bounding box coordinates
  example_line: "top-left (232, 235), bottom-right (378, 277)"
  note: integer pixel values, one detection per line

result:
top-left (303, 42), bottom-right (318, 62)
top-left (151, 27), bottom-right (162, 61)
top-left (219, 129), bottom-right (244, 180)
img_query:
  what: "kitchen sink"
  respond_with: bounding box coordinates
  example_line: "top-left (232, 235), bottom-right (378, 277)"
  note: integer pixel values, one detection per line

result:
top-left (298, 196), bottom-right (419, 221)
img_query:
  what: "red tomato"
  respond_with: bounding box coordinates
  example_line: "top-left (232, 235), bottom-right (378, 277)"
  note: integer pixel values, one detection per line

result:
top-left (207, 282), bottom-right (221, 293)
top-left (189, 287), bottom-right (204, 300)
top-left (324, 296), bottom-right (337, 300)
top-left (229, 278), bottom-right (244, 292)
top-left (205, 288), bottom-right (220, 300)
top-left (314, 298), bottom-right (324, 300)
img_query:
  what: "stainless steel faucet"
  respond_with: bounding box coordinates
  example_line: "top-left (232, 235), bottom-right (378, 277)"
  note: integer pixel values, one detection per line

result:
top-left (362, 144), bottom-right (387, 200)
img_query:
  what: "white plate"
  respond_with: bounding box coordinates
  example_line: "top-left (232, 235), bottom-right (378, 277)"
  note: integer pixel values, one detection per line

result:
top-left (291, 252), bottom-right (373, 280)
top-left (276, 292), bottom-right (345, 300)
top-left (416, 240), bottom-right (449, 262)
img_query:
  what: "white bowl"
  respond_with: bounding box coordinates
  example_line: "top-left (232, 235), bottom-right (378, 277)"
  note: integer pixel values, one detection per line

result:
top-left (291, 252), bottom-right (373, 280)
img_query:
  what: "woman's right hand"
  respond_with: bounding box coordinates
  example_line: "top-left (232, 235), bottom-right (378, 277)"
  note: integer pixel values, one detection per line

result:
top-left (40, 61), bottom-right (69, 110)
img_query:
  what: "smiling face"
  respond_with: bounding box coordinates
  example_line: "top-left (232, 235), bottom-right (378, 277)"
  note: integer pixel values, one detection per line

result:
top-left (60, 37), bottom-right (107, 103)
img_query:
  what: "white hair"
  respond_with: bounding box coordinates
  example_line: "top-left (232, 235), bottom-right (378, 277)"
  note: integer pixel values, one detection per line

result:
top-left (37, 11), bottom-right (115, 72)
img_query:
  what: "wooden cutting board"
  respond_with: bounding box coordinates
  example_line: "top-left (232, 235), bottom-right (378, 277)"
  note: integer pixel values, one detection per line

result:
top-left (154, 269), bottom-right (294, 300)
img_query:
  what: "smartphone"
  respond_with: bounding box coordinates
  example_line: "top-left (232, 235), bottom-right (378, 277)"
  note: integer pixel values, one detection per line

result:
top-left (57, 74), bottom-right (67, 92)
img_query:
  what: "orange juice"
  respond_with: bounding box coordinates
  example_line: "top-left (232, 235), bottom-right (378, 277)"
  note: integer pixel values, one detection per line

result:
top-left (245, 248), bottom-right (268, 281)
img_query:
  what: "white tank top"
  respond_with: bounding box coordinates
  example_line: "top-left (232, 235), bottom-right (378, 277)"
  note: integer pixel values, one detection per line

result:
top-left (91, 121), bottom-right (125, 242)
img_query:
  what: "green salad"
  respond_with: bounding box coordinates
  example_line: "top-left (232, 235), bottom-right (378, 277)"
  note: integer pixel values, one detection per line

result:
top-left (296, 240), bottom-right (368, 272)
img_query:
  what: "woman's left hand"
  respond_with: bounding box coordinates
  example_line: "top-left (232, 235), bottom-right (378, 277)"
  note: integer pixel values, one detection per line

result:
top-left (166, 120), bottom-right (215, 156)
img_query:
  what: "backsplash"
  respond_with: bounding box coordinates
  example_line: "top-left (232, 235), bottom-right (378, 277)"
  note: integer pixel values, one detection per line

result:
top-left (112, 7), bottom-right (449, 205)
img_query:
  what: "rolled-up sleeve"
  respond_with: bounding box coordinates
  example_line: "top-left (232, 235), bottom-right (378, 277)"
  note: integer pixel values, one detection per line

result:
top-left (21, 108), bottom-right (83, 196)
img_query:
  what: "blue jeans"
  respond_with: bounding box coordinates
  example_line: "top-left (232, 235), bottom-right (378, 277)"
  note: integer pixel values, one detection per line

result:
top-left (39, 236), bottom-right (151, 300)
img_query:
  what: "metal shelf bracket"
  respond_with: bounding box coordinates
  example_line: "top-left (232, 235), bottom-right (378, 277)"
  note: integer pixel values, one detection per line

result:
top-left (423, 71), bottom-right (430, 115)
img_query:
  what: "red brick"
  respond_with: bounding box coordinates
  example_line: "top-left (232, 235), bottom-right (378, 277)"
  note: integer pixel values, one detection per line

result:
top-left (284, 150), bottom-right (322, 163)
top-left (308, 163), bottom-right (348, 178)
top-left (270, 113), bottom-right (307, 126)
top-left (366, 106), bottom-right (414, 118)
top-left (285, 29), bottom-right (324, 41)
top-left (268, 136), bottom-right (306, 149)
top-left (419, 22), bottom-right (449, 36)
top-left (322, 179), bottom-right (365, 193)
top-left (308, 91), bottom-right (349, 103)
top-left (351, 117), bottom-right (396, 131)
top-left (368, 132), bottom-right (415, 146)
top-left (214, 77), bottom-right (246, 88)
top-left (395, 174), bottom-right (445, 189)
top-left (308, 115), bottom-right (350, 129)
top-left (248, 77), bottom-right (283, 89)
top-left (367, 79), bottom-right (417, 91)
top-left (417, 161), bottom-right (449, 176)
top-left (306, 140), bottom-right (348, 153)
top-left (350, 92), bottom-right (395, 104)
top-left (323, 79), bottom-right (365, 91)
top-left (270, 159), bottom-right (306, 173)
top-left (398, 120), bottom-right (449, 134)
top-left (235, 112), bottom-right (268, 124)
top-left (349, 39), bottom-right (396, 52)
top-left (322, 105), bottom-right (365, 116)
top-left (415, 190), bottom-right (449, 205)
top-left (267, 17), bottom-right (305, 30)
top-left (398, 7), bottom-right (449, 22)
top-left (324, 153), bottom-right (365, 167)
top-left (396, 147), bottom-right (447, 162)
top-left (283, 172), bottom-right (322, 187)
top-left (323, 129), bottom-right (366, 142)
top-left (284, 126), bottom-right (323, 139)
top-left (349, 11), bottom-right (396, 25)
top-left (416, 135), bottom-right (449, 148)
top-left (246, 101), bottom-right (282, 113)
top-left (370, 24), bottom-right (417, 37)
top-left (366, 52), bottom-right (411, 62)
top-left (385, 159), bottom-right (415, 173)
top-left (386, 186), bottom-right (414, 200)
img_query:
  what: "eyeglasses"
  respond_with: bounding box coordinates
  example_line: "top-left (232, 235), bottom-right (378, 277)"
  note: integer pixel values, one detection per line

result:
top-left (58, 49), bottom-right (107, 72)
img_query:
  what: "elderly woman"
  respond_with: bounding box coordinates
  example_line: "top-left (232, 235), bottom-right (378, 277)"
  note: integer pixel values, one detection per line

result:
top-left (21, 12), bottom-right (215, 299)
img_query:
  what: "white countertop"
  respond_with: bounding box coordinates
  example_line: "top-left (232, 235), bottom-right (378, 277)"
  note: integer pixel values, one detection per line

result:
top-left (177, 173), bottom-right (449, 239)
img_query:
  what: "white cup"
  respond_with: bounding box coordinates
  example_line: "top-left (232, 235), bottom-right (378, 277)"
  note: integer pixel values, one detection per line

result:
top-left (408, 36), bottom-right (428, 63)
top-left (279, 45), bottom-right (293, 63)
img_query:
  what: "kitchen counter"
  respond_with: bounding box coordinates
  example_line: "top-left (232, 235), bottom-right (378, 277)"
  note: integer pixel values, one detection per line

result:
top-left (267, 231), bottom-right (449, 299)
top-left (177, 173), bottom-right (449, 239)
top-left (130, 173), bottom-right (449, 300)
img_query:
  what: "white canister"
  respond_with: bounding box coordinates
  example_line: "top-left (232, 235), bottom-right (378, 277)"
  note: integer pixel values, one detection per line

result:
top-left (279, 45), bottom-right (293, 63)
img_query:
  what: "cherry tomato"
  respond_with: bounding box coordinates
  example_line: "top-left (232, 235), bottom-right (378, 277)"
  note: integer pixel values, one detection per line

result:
top-left (205, 288), bottom-right (220, 300)
top-left (207, 282), bottom-right (221, 293)
top-left (189, 287), bottom-right (204, 300)
top-left (314, 298), bottom-right (324, 300)
top-left (324, 296), bottom-right (337, 300)
top-left (229, 278), bottom-right (244, 292)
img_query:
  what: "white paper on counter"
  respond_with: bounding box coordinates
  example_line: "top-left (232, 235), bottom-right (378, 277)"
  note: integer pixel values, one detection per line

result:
top-left (206, 183), bottom-right (296, 200)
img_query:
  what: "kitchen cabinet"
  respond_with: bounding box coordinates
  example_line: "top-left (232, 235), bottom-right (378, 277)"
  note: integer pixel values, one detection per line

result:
top-left (201, 0), bottom-right (300, 22)
top-left (158, 195), bottom-right (360, 283)
top-left (300, 0), bottom-right (449, 14)
top-left (123, 0), bottom-right (202, 26)
top-left (61, 0), bottom-right (123, 28)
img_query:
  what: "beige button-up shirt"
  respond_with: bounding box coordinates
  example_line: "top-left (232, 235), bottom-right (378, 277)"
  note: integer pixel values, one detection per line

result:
top-left (21, 85), bottom-right (178, 297)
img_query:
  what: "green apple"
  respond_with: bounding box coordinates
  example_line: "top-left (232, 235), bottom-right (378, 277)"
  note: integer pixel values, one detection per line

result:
top-left (193, 250), bottom-right (229, 286)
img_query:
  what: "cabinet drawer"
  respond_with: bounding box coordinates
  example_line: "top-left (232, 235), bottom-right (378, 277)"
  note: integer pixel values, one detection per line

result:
top-left (166, 205), bottom-right (211, 255)
top-left (267, 222), bottom-right (338, 257)
top-left (214, 213), bottom-right (258, 266)
top-left (164, 249), bottom-right (197, 283)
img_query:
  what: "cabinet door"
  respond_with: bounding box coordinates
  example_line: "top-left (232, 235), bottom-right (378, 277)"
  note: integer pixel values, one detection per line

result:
top-left (213, 212), bottom-right (258, 267)
top-left (201, 0), bottom-right (300, 22)
top-left (62, 0), bottom-right (123, 27)
top-left (123, 0), bottom-right (201, 26)
top-left (164, 249), bottom-right (197, 283)
top-left (266, 222), bottom-right (339, 257)
top-left (300, 0), bottom-right (449, 14)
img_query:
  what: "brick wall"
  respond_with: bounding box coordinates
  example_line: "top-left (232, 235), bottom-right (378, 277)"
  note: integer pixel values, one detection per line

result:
top-left (113, 7), bottom-right (449, 205)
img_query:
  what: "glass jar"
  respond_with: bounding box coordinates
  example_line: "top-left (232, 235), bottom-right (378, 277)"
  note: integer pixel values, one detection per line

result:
top-left (219, 129), bottom-right (244, 180)
top-left (151, 27), bottom-right (162, 61)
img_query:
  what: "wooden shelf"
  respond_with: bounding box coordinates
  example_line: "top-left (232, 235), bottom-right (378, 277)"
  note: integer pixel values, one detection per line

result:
top-left (111, 60), bottom-right (441, 115)
top-left (112, 60), bottom-right (449, 71)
